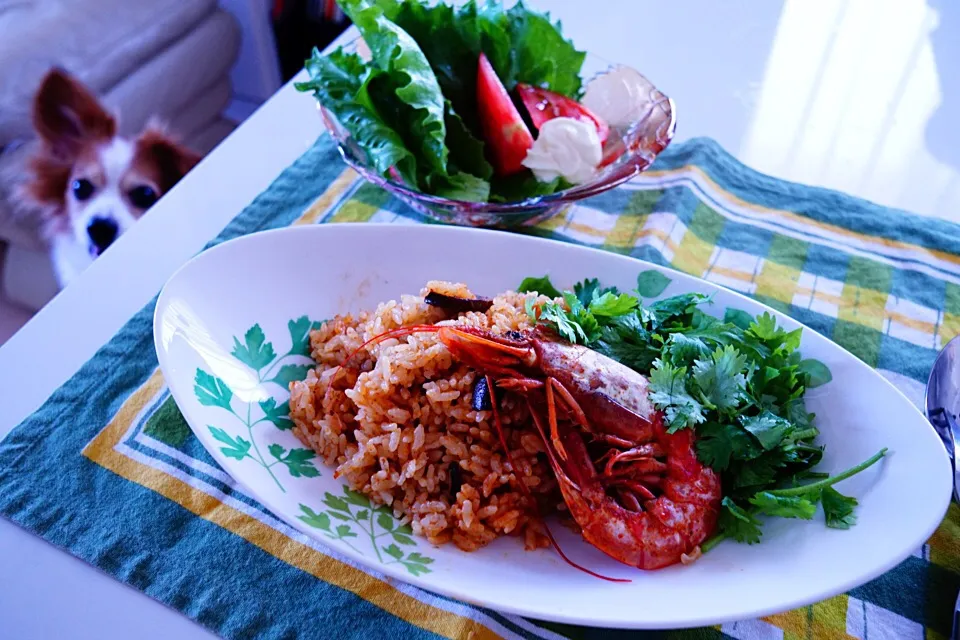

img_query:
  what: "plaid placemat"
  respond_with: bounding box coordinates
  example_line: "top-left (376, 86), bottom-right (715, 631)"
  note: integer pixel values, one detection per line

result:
top-left (1, 134), bottom-right (958, 640)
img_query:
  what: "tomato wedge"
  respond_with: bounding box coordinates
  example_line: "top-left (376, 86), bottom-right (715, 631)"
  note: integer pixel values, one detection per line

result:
top-left (516, 83), bottom-right (610, 146)
top-left (476, 53), bottom-right (535, 176)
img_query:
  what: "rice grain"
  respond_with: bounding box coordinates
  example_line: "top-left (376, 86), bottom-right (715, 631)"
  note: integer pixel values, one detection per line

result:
top-left (289, 282), bottom-right (559, 551)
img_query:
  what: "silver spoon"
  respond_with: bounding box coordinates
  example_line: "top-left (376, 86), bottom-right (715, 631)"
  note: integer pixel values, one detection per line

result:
top-left (925, 334), bottom-right (960, 639)
top-left (926, 335), bottom-right (960, 503)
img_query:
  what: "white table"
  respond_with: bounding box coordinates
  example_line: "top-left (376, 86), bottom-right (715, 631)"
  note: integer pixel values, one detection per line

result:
top-left (2, 2), bottom-right (958, 637)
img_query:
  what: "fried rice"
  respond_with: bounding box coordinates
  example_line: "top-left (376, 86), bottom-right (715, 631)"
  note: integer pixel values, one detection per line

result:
top-left (289, 281), bottom-right (560, 551)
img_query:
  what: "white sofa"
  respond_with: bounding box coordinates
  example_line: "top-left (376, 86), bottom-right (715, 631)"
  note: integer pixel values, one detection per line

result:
top-left (0, 0), bottom-right (242, 310)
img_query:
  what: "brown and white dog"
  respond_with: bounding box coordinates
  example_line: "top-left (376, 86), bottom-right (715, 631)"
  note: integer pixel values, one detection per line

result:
top-left (21, 68), bottom-right (201, 286)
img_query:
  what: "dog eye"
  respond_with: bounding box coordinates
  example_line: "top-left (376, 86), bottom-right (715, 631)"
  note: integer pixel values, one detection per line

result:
top-left (71, 179), bottom-right (95, 201)
top-left (128, 185), bottom-right (158, 209)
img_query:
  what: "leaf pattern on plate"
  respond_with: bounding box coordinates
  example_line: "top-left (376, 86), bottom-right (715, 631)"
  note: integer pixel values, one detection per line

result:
top-left (194, 316), bottom-right (325, 492)
top-left (298, 486), bottom-right (434, 576)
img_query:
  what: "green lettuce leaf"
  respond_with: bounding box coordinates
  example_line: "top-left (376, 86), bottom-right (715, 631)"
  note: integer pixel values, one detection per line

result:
top-left (432, 172), bottom-right (490, 202)
top-left (296, 50), bottom-right (417, 185)
top-left (443, 101), bottom-right (492, 180)
top-left (382, 0), bottom-right (583, 156)
top-left (389, 1), bottom-right (483, 128)
top-left (338, 0), bottom-right (448, 177)
top-left (499, 1), bottom-right (586, 97)
top-left (299, 0), bottom-right (585, 204)
top-left (489, 172), bottom-right (565, 202)
top-left (410, 0), bottom-right (586, 99)
top-left (387, 0), bottom-right (581, 107)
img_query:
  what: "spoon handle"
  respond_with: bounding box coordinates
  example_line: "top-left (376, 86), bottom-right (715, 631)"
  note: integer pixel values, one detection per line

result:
top-left (954, 590), bottom-right (960, 640)
top-left (928, 408), bottom-right (960, 503)
top-left (944, 411), bottom-right (960, 505)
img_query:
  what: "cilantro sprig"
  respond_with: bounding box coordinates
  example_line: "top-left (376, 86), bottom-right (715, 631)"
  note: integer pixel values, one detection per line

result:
top-left (518, 271), bottom-right (886, 549)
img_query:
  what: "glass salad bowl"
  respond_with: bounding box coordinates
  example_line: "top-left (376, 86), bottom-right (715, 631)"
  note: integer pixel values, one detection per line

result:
top-left (316, 44), bottom-right (676, 229)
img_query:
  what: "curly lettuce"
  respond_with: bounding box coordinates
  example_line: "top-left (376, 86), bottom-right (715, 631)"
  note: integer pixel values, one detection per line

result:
top-left (498, 2), bottom-right (586, 96)
top-left (338, 0), bottom-right (448, 176)
top-left (298, 50), bottom-right (418, 185)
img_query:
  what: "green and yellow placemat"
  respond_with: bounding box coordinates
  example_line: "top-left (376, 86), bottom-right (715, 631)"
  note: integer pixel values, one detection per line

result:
top-left (1, 135), bottom-right (957, 640)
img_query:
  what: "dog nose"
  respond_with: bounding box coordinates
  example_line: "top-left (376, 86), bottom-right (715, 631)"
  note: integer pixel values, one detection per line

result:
top-left (87, 217), bottom-right (119, 253)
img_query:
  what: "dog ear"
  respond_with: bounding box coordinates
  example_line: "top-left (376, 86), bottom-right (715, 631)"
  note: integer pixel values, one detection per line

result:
top-left (32, 67), bottom-right (116, 158)
top-left (134, 127), bottom-right (202, 192)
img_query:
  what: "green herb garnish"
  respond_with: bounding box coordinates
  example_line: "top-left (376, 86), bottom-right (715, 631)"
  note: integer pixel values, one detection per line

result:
top-left (520, 270), bottom-right (887, 548)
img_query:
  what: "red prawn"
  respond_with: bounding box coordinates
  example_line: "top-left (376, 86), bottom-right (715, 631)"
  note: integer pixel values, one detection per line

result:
top-left (338, 323), bottom-right (721, 575)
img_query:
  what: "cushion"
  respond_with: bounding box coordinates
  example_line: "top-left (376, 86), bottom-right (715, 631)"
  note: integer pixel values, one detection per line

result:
top-left (167, 80), bottom-right (234, 146)
top-left (0, 0), bottom-right (217, 146)
top-left (103, 10), bottom-right (239, 138)
top-left (0, 143), bottom-right (44, 250)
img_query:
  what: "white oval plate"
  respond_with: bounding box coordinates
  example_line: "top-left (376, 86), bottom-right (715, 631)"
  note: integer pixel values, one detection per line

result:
top-left (154, 223), bottom-right (950, 629)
